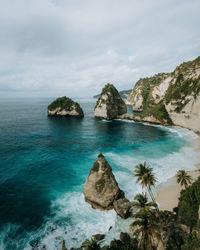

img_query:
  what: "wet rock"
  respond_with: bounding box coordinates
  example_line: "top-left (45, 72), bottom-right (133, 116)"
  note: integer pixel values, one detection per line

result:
top-left (113, 198), bottom-right (132, 219)
top-left (83, 153), bottom-right (124, 210)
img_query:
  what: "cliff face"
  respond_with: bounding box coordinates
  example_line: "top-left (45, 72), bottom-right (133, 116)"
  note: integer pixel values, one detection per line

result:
top-left (94, 84), bottom-right (127, 120)
top-left (126, 56), bottom-right (200, 133)
top-left (48, 96), bottom-right (84, 117)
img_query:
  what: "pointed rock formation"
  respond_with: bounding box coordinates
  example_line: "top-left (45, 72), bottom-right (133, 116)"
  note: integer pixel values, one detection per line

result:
top-left (94, 84), bottom-right (127, 120)
top-left (83, 154), bottom-right (131, 218)
top-left (83, 153), bottom-right (124, 210)
top-left (48, 96), bottom-right (84, 117)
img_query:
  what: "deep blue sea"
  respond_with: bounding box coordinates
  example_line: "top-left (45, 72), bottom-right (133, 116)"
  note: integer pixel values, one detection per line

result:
top-left (0, 98), bottom-right (199, 250)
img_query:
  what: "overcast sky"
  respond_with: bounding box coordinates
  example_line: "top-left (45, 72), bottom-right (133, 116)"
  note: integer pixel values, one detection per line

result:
top-left (0, 0), bottom-right (199, 98)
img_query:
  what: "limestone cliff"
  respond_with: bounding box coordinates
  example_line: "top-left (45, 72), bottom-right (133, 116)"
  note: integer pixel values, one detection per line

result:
top-left (83, 154), bottom-right (131, 218)
top-left (94, 84), bottom-right (127, 120)
top-left (126, 56), bottom-right (200, 132)
top-left (48, 96), bottom-right (84, 117)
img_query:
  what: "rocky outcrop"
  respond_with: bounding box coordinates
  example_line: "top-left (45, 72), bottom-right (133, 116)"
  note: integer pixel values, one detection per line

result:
top-left (83, 154), bottom-right (131, 218)
top-left (94, 84), bottom-right (127, 120)
top-left (113, 198), bottom-right (132, 219)
top-left (83, 153), bottom-right (124, 210)
top-left (48, 96), bottom-right (84, 117)
top-left (126, 56), bottom-right (200, 132)
top-left (126, 73), bottom-right (170, 111)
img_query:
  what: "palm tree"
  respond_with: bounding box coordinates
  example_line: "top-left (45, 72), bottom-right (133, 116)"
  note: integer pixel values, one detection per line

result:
top-left (133, 162), bottom-right (157, 207)
top-left (176, 170), bottom-right (192, 188)
top-left (130, 209), bottom-right (161, 250)
top-left (132, 193), bottom-right (157, 212)
top-left (81, 238), bottom-right (101, 250)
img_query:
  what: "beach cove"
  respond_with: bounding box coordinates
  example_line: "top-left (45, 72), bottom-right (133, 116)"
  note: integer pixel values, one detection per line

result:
top-left (0, 98), bottom-right (199, 249)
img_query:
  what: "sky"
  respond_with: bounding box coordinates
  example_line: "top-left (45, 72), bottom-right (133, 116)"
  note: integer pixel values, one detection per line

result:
top-left (0, 0), bottom-right (199, 98)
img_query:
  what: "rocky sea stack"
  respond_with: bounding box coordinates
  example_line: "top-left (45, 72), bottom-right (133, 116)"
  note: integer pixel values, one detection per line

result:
top-left (48, 96), bottom-right (84, 117)
top-left (94, 84), bottom-right (127, 120)
top-left (83, 153), bottom-right (131, 218)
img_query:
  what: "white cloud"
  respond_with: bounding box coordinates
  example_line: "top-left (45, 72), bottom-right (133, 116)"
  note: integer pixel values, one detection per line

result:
top-left (0, 0), bottom-right (199, 97)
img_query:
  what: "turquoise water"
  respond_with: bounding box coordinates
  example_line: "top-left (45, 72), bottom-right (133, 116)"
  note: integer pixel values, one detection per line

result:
top-left (0, 98), bottom-right (199, 249)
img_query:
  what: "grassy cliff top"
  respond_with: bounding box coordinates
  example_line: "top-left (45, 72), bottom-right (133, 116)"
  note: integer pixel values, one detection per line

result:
top-left (100, 83), bottom-right (121, 97)
top-left (175, 56), bottom-right (200, 72)
top-left (48, 96), bottom-right (83, 114)
top-left (134, 73), bottom-right (169, 89)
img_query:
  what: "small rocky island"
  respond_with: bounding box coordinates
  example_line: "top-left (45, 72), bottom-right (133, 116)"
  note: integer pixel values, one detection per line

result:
top-left (47, 96), bottom-right (84, 117)
top-left (94, 84), bottom-right (127, 120)
top-left (84, 153), bottom-right (131, 219)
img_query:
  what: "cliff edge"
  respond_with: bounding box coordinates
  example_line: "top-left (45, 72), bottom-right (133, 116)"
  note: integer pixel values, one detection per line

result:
top-left (126, 56), bottom-right (200, 132)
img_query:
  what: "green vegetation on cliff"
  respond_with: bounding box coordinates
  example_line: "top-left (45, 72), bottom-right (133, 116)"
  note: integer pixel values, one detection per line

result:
top-left (94, 84), bottom-right (117, 109)
top-left (133, 73), bottom-right (169, 108)
top-left (177, 176), bottom-right (200, 231)
top-left (126, 56), bottom-right (200, 126)
top-left (101, 83), bottom-right (119, 96)
top-left (48, 96), bottom-right (83, 114)
top-left (146, 101), bottom-right (172, 125)
top-left (165, 74), bottom-right (200, 112)
top-left (94, 83), bottom-right (127, 119)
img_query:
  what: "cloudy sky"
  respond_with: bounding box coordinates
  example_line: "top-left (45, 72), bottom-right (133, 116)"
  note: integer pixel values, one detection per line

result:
top-left (0, 0), bottom-right (199, 98)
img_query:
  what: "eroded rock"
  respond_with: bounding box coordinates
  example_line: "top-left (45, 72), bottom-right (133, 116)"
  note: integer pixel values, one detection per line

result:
top-left (83, 153), bottom-right (124, 210)
top-left (94, 84), bottom-right (127, 120)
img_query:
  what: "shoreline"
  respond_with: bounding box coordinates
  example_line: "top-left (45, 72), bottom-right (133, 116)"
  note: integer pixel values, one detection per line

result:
top-left (156, 135), bottom-right (200, 211)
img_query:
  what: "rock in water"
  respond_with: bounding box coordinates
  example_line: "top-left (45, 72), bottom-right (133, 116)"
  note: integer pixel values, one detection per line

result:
top-left (47, 96), bottom-right (84, 117)
top-left (94, 84), bottom-right (127, 120)
top-left (83, 153), bottom-right (124, 210)
top-left (113, 198), bottom-right (132, 219)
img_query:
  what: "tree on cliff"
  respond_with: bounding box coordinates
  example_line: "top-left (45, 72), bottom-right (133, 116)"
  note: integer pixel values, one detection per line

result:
top-left (130, 209), bottom-right (161, 250)
top-left (132, 192), bottom-right (157, 212)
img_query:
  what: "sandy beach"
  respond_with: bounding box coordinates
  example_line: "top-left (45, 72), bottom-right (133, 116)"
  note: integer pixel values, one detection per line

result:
top-left (156, 135), bottom-right (200, 211)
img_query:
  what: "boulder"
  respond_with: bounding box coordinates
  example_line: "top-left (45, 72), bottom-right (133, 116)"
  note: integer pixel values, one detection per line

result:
top-left (92, 234), bottom-right (105, 241)
top-left (83, 153), bottom-right (124, 210)
top-left (47, 96), bottom-right (84, 117)
top-left (94, 84), bottom-right (127, 120)
top-left (113, 198), bottom-right (132, 219)
top-left (120, 232), bottom-right (131, 245)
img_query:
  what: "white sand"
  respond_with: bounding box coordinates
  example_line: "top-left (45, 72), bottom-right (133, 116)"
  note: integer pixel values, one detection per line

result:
top-left (156, 136), bottom-right (200, 211)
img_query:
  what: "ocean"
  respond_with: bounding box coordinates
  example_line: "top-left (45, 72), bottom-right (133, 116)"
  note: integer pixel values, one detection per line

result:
top-left (0, 98), bottom-right (199, 250)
